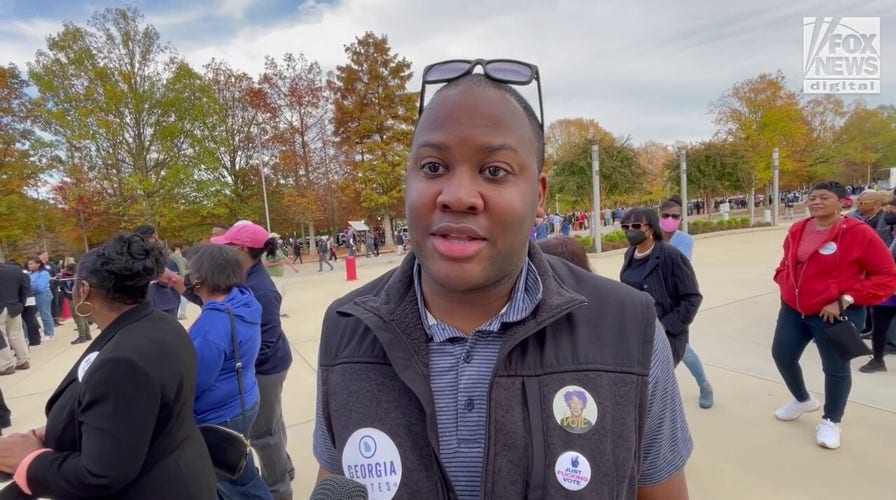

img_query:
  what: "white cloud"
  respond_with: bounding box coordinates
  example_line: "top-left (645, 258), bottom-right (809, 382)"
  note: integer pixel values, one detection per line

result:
top-left (3, 0), bottom-right (894, 144)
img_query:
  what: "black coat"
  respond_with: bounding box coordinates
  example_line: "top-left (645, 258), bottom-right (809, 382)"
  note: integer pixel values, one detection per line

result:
top-left (620, 242), bottom-right (703, 364)
top-left (2, 302), bottom-right (216, 500)
top-left (0, 264), bottom-right (29, 318)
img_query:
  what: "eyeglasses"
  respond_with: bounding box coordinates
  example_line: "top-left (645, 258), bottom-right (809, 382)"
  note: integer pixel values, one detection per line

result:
top-left (660, 213), bottom-right (682, 220)
top-left (418, 59), bottom-right (544, 129)
top-left (621, 223), bottom-right (649, 231)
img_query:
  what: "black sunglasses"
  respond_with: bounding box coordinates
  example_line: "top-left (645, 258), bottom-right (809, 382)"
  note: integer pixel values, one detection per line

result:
top-left (660, 213), bottom-right (682, 220)
top-left (621, 223), bottom-right (649, 231)
top-left (418, 59), bottom-right (544, 129)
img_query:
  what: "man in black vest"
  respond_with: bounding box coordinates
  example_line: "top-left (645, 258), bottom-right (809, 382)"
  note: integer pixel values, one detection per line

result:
top-left (313, 62), bottom-right (691, 499)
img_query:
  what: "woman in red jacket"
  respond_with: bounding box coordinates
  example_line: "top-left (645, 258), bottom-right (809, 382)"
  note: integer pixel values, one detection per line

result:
top-left (772, 181), bottom-right (896, 450)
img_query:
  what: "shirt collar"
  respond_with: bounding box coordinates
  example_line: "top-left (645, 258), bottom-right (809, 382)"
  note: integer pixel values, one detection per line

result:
top-left (413, 258), bottom-right (543, 342)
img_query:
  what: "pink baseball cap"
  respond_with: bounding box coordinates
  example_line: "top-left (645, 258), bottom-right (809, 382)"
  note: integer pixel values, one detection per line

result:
top-left (210, 222), bottom-right (270, 248)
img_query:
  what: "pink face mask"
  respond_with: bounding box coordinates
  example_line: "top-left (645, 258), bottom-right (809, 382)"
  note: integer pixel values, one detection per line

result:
top-left (659, 217), bottom-right (681, 233)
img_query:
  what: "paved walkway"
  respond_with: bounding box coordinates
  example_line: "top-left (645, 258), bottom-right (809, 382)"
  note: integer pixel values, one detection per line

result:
top-left (1, 225), bottom-right (892, 499)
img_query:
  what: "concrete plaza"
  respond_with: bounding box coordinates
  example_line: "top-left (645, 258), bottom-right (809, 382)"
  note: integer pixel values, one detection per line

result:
top-left (1, 224), bottom-right (893, 499)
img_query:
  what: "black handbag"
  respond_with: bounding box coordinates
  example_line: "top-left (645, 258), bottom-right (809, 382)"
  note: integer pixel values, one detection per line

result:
top-left (198, 306), bottom-right (252, 479)
top-left (824, 300), bottom-right (872, 360)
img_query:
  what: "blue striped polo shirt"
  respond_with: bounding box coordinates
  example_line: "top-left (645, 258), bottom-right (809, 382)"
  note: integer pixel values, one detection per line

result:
top-left (416, 259), bottom-right (541, 499)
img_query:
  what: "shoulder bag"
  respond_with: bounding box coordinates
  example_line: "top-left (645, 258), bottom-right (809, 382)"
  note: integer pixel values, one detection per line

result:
top-left (198, 306), bottom-right (252, 479)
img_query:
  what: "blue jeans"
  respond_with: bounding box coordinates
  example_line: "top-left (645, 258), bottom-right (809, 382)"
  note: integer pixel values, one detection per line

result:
top-left (682, 344), bottom-right (709, 387)
top-left (34, 290), bottom-right (54, 338)
top-left (214, 402), bottom-right (272, 500)
top-left (772, 301), bottom-right (865, 423)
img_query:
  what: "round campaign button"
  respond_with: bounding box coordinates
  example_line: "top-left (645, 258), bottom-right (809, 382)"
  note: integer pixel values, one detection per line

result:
top-left (555, 451), bottom-right (592, 491)
top-left (342, 428), bottom-right (402, 500)
top-left (77, 352), bottom-right (99, 382)
top-left (819, 241), bottom-right (838, 255)
top-left (552, 385), bottom-right (598, 434)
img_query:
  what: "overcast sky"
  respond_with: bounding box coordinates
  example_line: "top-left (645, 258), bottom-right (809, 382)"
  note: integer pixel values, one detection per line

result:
top-left (1, 0), bottom-right (893, 144)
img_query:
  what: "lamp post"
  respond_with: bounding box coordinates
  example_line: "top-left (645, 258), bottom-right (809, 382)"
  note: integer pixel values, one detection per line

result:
top-left (772, 148), bottom-right (780, 226)
top-left (256, 136), bottom-right (272, 232)
top-left (591, 145), bottom-right (602, 254)
top-left (679, 148), bottom-right (689, 234)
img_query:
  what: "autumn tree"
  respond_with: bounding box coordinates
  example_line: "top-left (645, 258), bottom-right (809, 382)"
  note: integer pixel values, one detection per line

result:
top-left (329, 32), bottom-right (416, 245)
top-left (258, 53), bottom-right (333, 240)
top-left (832, 103), bottom-right (896, 185)
top-left (636, 141), bottom-right (675, 201)
top-left (711, 70), bottom-right (811, 191)
top-left (546, 118), bottom-right (645, 208)
top-left (0, 64), bottom-right (39, 259)
top-left (198, 59), bottom-right (266, 225)
top-left (29, 7), bottom-right (213, 241)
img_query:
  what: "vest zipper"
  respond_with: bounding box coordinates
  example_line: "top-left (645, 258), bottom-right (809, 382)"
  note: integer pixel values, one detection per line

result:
top-left (479, 299), bottom-right (588, 499)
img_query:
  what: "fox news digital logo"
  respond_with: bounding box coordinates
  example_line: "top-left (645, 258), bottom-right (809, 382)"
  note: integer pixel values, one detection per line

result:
top-left (803, 17), bottom-right (880, 94)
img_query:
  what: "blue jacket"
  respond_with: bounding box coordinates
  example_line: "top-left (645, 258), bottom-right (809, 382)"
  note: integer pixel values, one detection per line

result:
top-left (30, 269), bottom-right (51, 294)
top-left (149, 257), bottom-right (182, 314)
top-left (245, 259), bottom-right (293, 375)
top-left (190, 286), bottom-right (262, 425)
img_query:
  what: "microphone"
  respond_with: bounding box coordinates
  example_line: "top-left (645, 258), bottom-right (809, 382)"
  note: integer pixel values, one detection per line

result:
top-left (309, 476), bottom-right (368, 500)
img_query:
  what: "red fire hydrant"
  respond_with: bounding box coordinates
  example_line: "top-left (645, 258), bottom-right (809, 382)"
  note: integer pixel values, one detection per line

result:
top-left (345, 256), bottom-right (357, 281)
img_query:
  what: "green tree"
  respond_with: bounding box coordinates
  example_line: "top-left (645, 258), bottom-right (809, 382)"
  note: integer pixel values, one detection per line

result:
top-left (0, 64), bottom-right (39, 259)
top-left (546, 118), bottom-right (645, 208)
top-left (28, 7), bottom-right (213, 241)
top-left (663, 140), bottom-right (751, 217)
top-left (329, 32), bottom-right (416, 245)
top-left (711, 70), bottom-right (812, 189)
top-left (832, 103), bottom-right (896, 185)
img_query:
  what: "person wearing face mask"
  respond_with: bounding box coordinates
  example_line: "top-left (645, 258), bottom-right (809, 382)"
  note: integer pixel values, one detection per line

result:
top-left (859, 198), bottom-right (896, 373)
top-left (619, 207), bottom-right (703, 365)
top-left (659, 197), bottom-right (713, 408)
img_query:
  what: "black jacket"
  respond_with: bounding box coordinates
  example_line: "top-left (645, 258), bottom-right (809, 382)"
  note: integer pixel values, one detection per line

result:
top-left (0, 264), bottom-right (29, 317)
top-left (3, 302), bottom-right (216, 500)
top-left (621, 242), bottom-right (702, 364)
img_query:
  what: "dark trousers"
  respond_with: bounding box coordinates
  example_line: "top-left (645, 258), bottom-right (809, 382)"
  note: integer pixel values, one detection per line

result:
top-left (22, 306), bottom-right (41, 346)
top-left (251, 370), bottom-right (292, 500)
top-left (772, 301), bottom-right (865, 423)
top-left (869, 305), bottom-right (896, 360)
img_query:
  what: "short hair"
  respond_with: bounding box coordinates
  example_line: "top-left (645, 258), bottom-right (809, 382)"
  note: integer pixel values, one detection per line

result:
top-left (857, 189), bottom-right (888, 203)
top-left (564, 390), bottom-right (588, 407)
top-left (132, 225), bottom-right (156, 238)
top-left (537, 236), bottom-right (592, 272)
top-left (810, 181), bottom-right (847, 200)
top-left (424, 73), bottom-right (545, 172)
top-left (621, 207), bottom-right (663, 242)
top-left (660, 195), bottom-right (683, 212)
top-left (26, 256), bottom-right (42, 268)
top-left (186, 244), bottom-right (245, 295)
top-left (77, 233), bottom-right (166, 305)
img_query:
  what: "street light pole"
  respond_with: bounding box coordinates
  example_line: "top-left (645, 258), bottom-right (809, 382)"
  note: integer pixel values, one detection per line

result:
top-left (591, 145), bottom-right (602, 254)
top-left (679, 148), bottom-right (689, 234)
top-left (772, 148), bottom-right (780, 226)
top-left (256, 136), bottom-right (272, 232)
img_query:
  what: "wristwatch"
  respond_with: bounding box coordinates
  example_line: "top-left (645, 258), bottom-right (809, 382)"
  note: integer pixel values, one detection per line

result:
top-left (841, 294), bottom-right (855, 306)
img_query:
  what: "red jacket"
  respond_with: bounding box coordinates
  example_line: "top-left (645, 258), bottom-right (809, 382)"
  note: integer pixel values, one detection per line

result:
top-left (774, 217), bottom-right (896, 315)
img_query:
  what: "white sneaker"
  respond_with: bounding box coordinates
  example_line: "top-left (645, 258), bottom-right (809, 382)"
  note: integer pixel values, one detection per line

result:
top-left (816, 419), bottom-right (841, 449)
top-left (775, 397), bottom-right (821, 421)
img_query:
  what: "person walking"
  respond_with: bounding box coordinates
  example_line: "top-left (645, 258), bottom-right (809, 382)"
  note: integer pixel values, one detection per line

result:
top-left (62, 263), bottom-right (92, 345)
top-left (771, 181), bottom-right (896, 449)
top-left (659, 196), bottom-right (714, 409)
top-left (26, 257), bottom-right (54, 341)
top-left (858, 197), bottom-right (896, 373)
top-left (317, 238), bottom-right (334, 271)
top-left (619, 208), bottom-right (703, 367)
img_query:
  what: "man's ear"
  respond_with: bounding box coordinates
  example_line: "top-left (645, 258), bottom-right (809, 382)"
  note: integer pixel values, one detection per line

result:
top-left (537, 174), bottom-right (548, 218)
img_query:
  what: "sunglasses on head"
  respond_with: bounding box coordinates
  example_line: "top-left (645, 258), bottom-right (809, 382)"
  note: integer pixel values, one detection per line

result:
top-left (660, 213), bottom-right (682, 220)
top-left (418, 59), bottom-right (544, 129)
top-left (621, 223), bottom-right (649, 231)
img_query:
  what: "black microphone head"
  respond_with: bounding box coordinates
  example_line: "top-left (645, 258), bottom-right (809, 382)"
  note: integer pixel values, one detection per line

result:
top-left (309, 476), bottom-right (369, 500)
